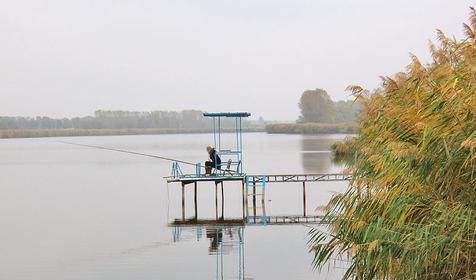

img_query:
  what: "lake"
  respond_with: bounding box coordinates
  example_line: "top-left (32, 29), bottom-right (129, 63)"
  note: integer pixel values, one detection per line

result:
top-left (0, 133), bottom-right (350, 280)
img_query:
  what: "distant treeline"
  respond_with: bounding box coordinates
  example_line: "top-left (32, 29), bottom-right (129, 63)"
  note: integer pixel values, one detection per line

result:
top-left (0, 110), bottom-right (266, 138)
top-left (266, 122), bottom-right (357, 134)
top-left (0, 127), bottom-right (265, 139)
top-left (0, 110), bottom-right (265, 130)
top-left (265, 88), bottom-right (360, 134)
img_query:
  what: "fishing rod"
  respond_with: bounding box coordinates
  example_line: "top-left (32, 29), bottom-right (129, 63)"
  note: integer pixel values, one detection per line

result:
top-left (60, 141), bottom-right (207, 168)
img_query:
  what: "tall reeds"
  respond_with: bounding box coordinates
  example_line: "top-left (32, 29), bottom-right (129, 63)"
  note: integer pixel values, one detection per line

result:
top-left (310, 9), bottom-right (476, 279)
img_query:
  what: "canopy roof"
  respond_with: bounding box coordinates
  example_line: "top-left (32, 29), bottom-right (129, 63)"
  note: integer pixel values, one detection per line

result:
top-left (203, 112), bottom-right (251, 118)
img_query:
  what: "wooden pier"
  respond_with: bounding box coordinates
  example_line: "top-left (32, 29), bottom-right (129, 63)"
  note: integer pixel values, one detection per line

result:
top-left (166, 173), bottom-right (351, 184)
top-left (170, 215), bottom-right (326, 227)
top-left (247, 215), bottom-right (326, 225)
top-left (246, 173), bottom-right (352, 183)
top-left (166, 172), bottom-right (351, 224)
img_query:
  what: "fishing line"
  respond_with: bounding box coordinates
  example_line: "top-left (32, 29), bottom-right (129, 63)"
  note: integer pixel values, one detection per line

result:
top-left (60, 141), bottom-right (207, 168)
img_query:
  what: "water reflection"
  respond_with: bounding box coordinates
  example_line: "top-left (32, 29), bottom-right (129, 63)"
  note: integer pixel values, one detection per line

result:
top-left (300, 135), bottom-right (343, 173)
top-left (172, 225), bottom-right (245, 280)
top-left (169, 190), bottom-right (324, 280)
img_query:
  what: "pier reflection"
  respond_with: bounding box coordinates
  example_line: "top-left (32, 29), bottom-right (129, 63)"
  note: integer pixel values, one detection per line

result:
top-left (170, 193), bottom-right (324, 280)
top-left (172, 224), bottom-right (245, 280)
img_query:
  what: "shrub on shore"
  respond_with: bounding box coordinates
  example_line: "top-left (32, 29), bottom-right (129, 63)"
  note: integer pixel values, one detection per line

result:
top-left (330, 137), bottom-right (356, 163)
top-left (311, 9), bottom-right (476, 279)
top-left (330, 139), bottom-right (351, 156)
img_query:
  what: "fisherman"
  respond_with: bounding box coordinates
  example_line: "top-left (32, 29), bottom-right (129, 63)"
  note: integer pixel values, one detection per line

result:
top-left (205, 146), bottom-right (221, 175)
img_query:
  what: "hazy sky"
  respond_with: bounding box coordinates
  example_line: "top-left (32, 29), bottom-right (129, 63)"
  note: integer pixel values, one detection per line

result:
top-left (1, 0), bottom-right (474, 120)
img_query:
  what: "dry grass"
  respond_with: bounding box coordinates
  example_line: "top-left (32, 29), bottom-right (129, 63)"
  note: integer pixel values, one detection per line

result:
top-left (310, 9), bottom-right (476, 280)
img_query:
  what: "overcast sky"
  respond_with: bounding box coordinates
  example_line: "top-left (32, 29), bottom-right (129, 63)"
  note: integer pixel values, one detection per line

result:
top-left (1, 0), bottom-right (474, 120)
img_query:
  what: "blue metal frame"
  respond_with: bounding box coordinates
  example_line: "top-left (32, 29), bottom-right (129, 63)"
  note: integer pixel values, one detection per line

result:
top-left (245, 176), bottom-right (268, 225)
top-left (171, 161), bottom-right (183, 177)
top-left (208, 112), bottom-right (248, 175)
top-left (171, 112), bottom-right (251, 179)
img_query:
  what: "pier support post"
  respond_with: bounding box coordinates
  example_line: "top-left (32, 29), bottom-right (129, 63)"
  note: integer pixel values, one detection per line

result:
top-left (221, 182), bottom-right (224, 218)
top-left (194, 182), bottom-right (198, 220)
top-left (215, 183), bottom-right (218, 220)
top-left (262, 183), bottom-right (266, 204)
top-left (262, 194), bottom-right (266, 221)
top-left (303, 182), bottom-right (307, 217)
top-left (242, 179), bottom-right (246, 219)
top-left (252, 182), bottom-right (256, 218)
top-left (181, 182), bottom-right (185, 221)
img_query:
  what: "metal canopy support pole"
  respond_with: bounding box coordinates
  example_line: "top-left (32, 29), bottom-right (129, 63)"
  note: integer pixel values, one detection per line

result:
top-left (303, 182), bottom-right (307, 217)
top-left (239, 118), bottom-right (243, 173)
top-left (235, 117), bottom-right (239, 167)
top-left (181, 182), bottom-right (185, 221)
top-left (218, 117), bottom-right (221, 151)
top-left (194, 182), bottom-right (198, 220)
top-left (213, 117), bottom-right (217, 149)
top-left (262, 176), bottom-right (267, 225)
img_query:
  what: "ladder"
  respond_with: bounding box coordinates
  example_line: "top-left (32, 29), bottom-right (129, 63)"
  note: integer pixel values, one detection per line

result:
top-left (245, 176), bottom-right (268, 225)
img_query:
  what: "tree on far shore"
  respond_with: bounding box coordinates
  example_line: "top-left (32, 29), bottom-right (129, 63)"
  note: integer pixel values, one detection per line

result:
top-left (298, 88), bottom-right (359, 123)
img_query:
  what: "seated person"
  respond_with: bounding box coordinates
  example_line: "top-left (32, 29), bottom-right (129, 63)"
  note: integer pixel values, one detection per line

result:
top-left (205, 146), bottom-right (221, 175)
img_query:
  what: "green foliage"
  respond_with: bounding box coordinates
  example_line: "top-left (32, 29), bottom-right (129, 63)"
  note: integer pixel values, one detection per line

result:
top-left (265, 122), bottom-right (357, 134)
top-left (298, 89), bottom-right (360, 123)
top-left (299, 89), bottom-right (336, 122)
top-left (335, 100), bottom-right (361, 123)
top-left (310, 9), bottom-right (476, 280)
top-left (330, 140), bottom-right (350, 156)
top-left (268, 89), bottom-right (359, 134)
top-left (330, 138), bottom-right (357, 164)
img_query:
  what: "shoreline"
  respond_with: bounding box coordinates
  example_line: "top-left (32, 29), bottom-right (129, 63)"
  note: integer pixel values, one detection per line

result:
top-left (0, 127), bottom-right (356, 139)
top-left (265, 122), bottom-right (357, 134)
top-left (0, 128), bottom-right (265, 139)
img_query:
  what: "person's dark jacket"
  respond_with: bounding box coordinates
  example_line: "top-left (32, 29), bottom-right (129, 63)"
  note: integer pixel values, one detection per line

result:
top-left (209, 149), bottom-right (221, 170)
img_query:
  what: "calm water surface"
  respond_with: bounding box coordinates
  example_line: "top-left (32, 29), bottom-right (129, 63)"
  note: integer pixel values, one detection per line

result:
top-left (0, 133), bottom-right (349, 280)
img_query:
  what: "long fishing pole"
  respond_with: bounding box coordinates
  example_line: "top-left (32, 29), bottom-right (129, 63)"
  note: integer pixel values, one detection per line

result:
top-left (60, 141), bottom-right (207, 168)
